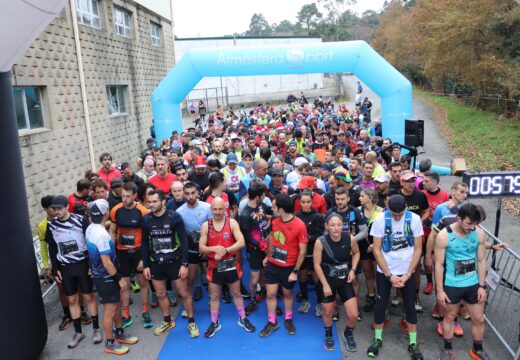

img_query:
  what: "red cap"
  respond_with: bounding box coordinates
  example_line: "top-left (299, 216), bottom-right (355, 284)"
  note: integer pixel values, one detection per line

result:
top-left (194, 156), bottom-right (206, 168)
top-left (298, 176), bottom-right (316, 190)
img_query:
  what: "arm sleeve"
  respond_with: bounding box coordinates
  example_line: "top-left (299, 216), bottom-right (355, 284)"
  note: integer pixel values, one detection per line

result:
top-left (38, 221), bottom-right (50, 269)
top-left (354, 224), bottom-right (368, 242)
top-left (309, 215), bottom-right (325, 242)
top-left (174, 213), bottom-right (189, 264)
top-left (141, 216), bottom-right (150, 268)
top-left (45, 225), bottom-right (60, 275)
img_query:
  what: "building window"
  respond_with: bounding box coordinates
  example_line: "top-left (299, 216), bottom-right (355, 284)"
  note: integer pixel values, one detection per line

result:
top-left (114, 6), bottom-right (132, 37)
top-left (150, 22), bottom-right (161, 47)
top-left (107, 86), bottom-right (128, 115)
top-left (75, 0), bottom-right (101, 29)
top-left (13, 87), bottom-right (45, 131)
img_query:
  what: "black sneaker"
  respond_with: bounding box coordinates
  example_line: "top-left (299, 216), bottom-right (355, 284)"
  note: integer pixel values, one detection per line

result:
top-left (284, 319), bottom-right (296, 335)
top-left (204, 322), bottom-right (222, 338)
top-left (58, 315), bottom-right (72, 331)
top-left (367, 338), bottom-right (383, 358)
top-left (342, 329), bottom-right (357, 352)
top-left (223, 290), bottom-right (231, 304)
top-left (324, 336), bottom-right (335, 351)
top-left (194, 286), bottom-right (203, 302)
top-left (238, 317), bottom-right (255, 332)
top-left (245, 300), bottom-right (259, 316)
top-left (408, 343), bottom-right (424, 360)
top-left (259, 321), bottom-right (279, 337)
top-left (275, 305), bottom-right (282, 316)
top-left (81, 311), bottom-right (92, 325)
top-left (240, 282), bottom-right (250, 299)
top-left (363, 296), bottom-right (376, 312)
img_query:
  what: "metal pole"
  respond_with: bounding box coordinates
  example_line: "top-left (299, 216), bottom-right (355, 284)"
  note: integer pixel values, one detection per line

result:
top-left (0, 71), bottom-right (48, 358)
top-left (495, 197), bottom-right (502, 237)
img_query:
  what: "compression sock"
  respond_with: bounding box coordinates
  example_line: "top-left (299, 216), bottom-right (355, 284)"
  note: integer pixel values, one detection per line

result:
top-left (188, 317), bottom-right (195, 324)
top-left (375, 328), bottom-right (383, 341)
top-left (409, 331), bottom-right (417, 345)
top-left (345, 326), bottom-right (354, 336)
top-left (72, 318), bottom-right (82, 333)
top-left (473, 340), bottom-right (483, 352)
top-left (91, 315), bottom-right (99, 329)
top-left (268, 313), bottom-right (276, 324)
top-left (142, 304), bottom-right (148, 314)
top-left (444, 338), bottom-right (453, 350)
top-left (210, 311), bottom-right (219, 324)
top-left (63, 306), bottom-right (71, 318)
top-left (237, 306), bottom-right (245, 320)
top-left (164, 315), bottom-right (172, 323)
top-left (426, 273), bottom-right (433, 283)
top-left (285, 311), bottom-right (293, 320)
top-left (325, 326), bottom-right (333, 337)
top-left (123, 306), bottom-right (130, 318)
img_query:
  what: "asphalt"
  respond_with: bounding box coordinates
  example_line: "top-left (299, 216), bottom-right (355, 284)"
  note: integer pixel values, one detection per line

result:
top-left (39, 77), bottom-right (519, 360)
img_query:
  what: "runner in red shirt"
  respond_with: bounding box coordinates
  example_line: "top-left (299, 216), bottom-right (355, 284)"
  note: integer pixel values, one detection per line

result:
top-left (97, 152), bottom-right (121, 189)
top-left (148, 156), bottom-right (177, 195)
top-left (259, 194), bottom-right (308, 338)
top-left (293, 176), bottom-right (327, 214)
top-left (199, 197), bottom-right (255, 337)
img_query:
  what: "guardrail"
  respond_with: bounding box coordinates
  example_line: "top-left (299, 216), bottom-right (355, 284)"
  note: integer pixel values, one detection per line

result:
top-left (33, 235), bottom-right (56, 298)
top-left (481, 226), bottom-right (520, 359)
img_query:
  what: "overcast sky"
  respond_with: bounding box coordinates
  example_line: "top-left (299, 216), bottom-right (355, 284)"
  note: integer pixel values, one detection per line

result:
top-left (172, 0), bottom-right (386, 38)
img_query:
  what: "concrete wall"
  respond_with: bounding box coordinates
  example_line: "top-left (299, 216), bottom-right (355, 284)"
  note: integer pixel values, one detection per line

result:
top-left (13, 0), bottom-right (174, 229)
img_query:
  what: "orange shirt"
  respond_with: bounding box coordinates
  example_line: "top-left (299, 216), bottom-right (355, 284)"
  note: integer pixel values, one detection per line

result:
top-left (110, 203), bottom-right (149, 250)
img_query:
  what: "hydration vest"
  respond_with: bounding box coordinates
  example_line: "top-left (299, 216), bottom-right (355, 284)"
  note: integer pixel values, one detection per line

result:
top-left (382, 210), bottom-right (414, 253)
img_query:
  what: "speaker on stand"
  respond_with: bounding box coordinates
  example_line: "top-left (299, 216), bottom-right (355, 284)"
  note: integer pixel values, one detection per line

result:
top-left (404, 119), bottom-right (424, 171)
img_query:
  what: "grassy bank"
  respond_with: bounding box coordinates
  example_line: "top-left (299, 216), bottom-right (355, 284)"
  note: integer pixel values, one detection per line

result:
top-left (414, 87), bottom-right (520, 171)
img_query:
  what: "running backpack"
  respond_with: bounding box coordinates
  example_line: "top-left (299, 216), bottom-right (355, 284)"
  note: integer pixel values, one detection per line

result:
top-left (382, 210), bottom-right (414, 253)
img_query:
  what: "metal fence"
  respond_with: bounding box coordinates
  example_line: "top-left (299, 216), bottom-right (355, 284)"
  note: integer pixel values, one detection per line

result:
top-left (33, 235), bottom-right (56, 298)
top-left (481, 226), bottom-right (520, 359)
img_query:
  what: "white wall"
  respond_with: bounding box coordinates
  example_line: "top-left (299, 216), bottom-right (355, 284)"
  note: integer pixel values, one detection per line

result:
top-left (175, 37), bottom-right (324, 99)
top-left (135, 0), bottom-right (171, 20)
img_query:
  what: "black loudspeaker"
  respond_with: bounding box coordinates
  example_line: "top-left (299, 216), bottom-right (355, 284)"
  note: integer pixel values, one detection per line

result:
top-left (405, 119), bottom-right (424, 147)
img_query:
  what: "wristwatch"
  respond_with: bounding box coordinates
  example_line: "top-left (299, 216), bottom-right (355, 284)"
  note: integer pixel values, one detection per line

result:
top-left (293, 269), bottom-right (299, 274)
top-left (182, 263), bottom-right (189, 267)
top-left (385, 273), bottom-right (393, 282)
top-left (478, 284), bottom-right (487, 290)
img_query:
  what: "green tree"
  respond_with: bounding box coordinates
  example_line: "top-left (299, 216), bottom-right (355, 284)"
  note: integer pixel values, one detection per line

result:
top-left (245, 13), bottom-right (272, 36)
top-left (297, 4), bottom-right (322, 35)
top-left (273, 20), bottom-right (296, 35)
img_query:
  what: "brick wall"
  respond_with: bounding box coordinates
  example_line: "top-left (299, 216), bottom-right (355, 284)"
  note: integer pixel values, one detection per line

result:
top-left (12, 0), bottom-right (175, 230)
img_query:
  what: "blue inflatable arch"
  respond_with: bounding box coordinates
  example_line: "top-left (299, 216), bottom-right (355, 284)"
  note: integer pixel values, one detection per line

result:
top-left (152, 40), bottom-right (411, 144)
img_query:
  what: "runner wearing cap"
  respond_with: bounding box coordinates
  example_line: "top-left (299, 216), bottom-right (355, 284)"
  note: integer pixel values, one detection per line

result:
top-left (188, 156), bottom-right (209, 197)
top-left (293, 176), bottom-right (327, 215)
top-left (222, 152), bottom-right (245, 201)
top-left (374, 174), bottom-right (391, 208)
top-left (268, 169), bottom-right (289, 198)
top-left (87, 199), bottom-right (139, 355)
top-left (368, 194), bottom-right (424, 359)
top-left (333, 167), bottom-right (361, 208)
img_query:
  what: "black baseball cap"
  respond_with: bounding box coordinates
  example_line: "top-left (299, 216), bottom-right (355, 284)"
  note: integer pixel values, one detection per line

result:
top-left (388, 194), bottom-right (406, 212)
top-left (50, 195), bottom-right (68, 208)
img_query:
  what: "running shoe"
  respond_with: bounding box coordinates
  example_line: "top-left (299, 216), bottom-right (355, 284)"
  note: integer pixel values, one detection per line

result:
top-left (432, 303), bottom-right (440, 319)
top-left (194, 286), bottom-right (203, 301)
top-left (188, 322), bottom-right (200, 338)
top-left (240, 282), bottom-right (250, 299)
top-left (81, 311), bottom-right (92, 325)
top-left (459, 305), bottom-right (471, 320)
top-left (167, 290), bottom-right (178, 307)
top-left (408, 343), bottom-right (424, 360)
top-left (181, 310), bottom-right (188, 318)
top-left (437, 321), bottom-right (443, 336)
top-left (130, 278), bottom-right (140, 293)
top-left (324, 336), bottom-right (335, 351)
top-left (454, 321), bottom-right (464, 337)
top-left (151, 292), bottom-right (158, 308)
top-left (204, 322), bottom-right (222, 338)
top-left (284, 319), bottom-right (296, 335)
top-left (67, 332), bottom-right (86, 349)
top-left (92, 328), bottom-right (103, 344)
top-left (342, 329), bottom-right (357, 352)
top-left (298, 300), bottom-right (311, 314)
top-left (154, 321), bottom-right (175, 336)
top-left (296, 291), bottom-right (304, 302)
top-left (399, 319), bottom-right (409, 336)
top-left (415, 297), bottom-right (424, 313)
top-left (104, 340), bottom-right (129, 355)
top-left (141, 312), bottom-right (154, 329)
top-left (58, 315), bottom-right (71, 331)
top-left (439, 349), bottom-right (455, 360)
top-left (469, 348), bottom-right (491, 360)
top-left (223, 290), bottom-right (231, 304)
top-left (238, 317), bottom-right (255, 332)
top-left (245, 300), bottom-right (259, 316)
top-left (391, 293), bottom-right (401, 307)
top-left (276, 305), bottom-right (282, 316)
top-left (122, 316), bottom-right (133, 328)
top-left (423, 282), bottom-right (434, 295)
top-left (115, 331), bottom-right (138, 345)
top-left (315, 303), bottom-right (323, 317)
top-left (363, 296), bottom-right (376, 312)
top-left (367, 338), bottom-right (383, 358)
top-left (259, 321), bottom-right (279, 337)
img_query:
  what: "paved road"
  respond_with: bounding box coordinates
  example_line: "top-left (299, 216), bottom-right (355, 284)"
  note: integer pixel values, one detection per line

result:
top-left (40, 78), bottom-right (518, 360)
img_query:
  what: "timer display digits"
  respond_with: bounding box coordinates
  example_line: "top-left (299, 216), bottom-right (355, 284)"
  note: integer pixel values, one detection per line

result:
top-left (463, 172), bottom-right (520, 198)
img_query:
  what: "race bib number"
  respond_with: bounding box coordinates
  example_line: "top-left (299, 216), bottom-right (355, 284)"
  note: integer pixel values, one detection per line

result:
top-left (217, 258), bottom-right (236, 272)
top-left (454, 259), bottom-right (476, 276)
top-left (152, 237), bottom-right (173, 253)
top-left (120, 234), bottom-right (135, 247)
top-left (270, 246), bottom-right (288, 264)
top-left (333, 263), bottom-right (349, 279)
top-left (59, 240), bottom-right (79, 256)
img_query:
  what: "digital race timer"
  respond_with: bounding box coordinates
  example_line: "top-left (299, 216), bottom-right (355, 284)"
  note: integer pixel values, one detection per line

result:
top-left (462, 172), bottom-right (520, 198)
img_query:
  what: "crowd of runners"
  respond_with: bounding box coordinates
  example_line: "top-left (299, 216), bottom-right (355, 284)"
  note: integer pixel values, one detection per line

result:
top-left (39, 87), bottom-right (505, 359)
